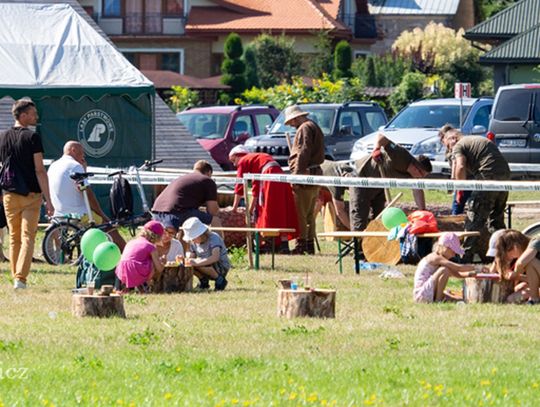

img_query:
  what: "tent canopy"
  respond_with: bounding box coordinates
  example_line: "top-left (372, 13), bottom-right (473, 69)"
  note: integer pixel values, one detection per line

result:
top-left (0, 3), bottom-right (153, 100)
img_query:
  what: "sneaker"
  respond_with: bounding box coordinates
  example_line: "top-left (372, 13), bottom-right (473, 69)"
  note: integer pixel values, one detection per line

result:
top-left (197, 277), bottom-right (210, 290)
top-left (214, 275), bottom-right (228, 291)
top-left (13, 280), bottom-right (27, 290)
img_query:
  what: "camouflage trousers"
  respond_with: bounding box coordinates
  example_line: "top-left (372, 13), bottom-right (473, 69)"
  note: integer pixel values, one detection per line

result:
top-left (462, 190), bottom-right (508, 263)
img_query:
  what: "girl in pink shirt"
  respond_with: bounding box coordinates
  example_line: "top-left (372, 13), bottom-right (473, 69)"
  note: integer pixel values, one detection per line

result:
top-left (116, 220), bottom-right (165, 292)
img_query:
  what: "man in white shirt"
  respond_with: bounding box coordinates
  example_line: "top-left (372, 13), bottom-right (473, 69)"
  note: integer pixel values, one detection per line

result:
top-left (48, 141), bottom-right (125, 250)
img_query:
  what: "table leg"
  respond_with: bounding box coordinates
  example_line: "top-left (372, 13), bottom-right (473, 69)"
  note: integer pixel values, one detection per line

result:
top-left (271, 238), bottom-right (275, 270)
top-left (338, 239), bottom-right (343, 274)
top-left (506, 204), bottom-right (513, 229)
top-left (255, 232), bottom-right (260, 270)
top-left (353, 237), bottom-right (360, 274)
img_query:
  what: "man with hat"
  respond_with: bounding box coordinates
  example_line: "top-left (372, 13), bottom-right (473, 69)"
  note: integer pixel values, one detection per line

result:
top-left (284, 105), bottom-right (325, 254)
top-left (350, 133), bottom-right (432, 232)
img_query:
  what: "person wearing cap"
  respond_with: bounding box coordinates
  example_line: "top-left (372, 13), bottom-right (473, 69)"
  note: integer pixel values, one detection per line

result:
top-left (489, 229), bottom-right (540, 304)
top-left (229, 145), bottom-right (299, 254)
top-left (284, 105), bottom-right (325, 254)
top-left (441, 128), bottom-right (510, 263)
top-left (350, 133), bottom-right (432, 233)
top-left (156, 218), bottom-right (184, 263)
top-left (181, 217), bottom-right (230, 291)
top-left (115, 220), bottom-right (165, 293)
top-left (413, 232), bottom-right (480, 303)
top-left (152, 160), bottom-right (222, 232)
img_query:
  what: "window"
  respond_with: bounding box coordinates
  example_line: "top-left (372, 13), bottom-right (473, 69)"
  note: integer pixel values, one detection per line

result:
top-left (178, 113), bottom-right (230, 140)
top-left (472, 105), bottom-right (491, 129)
top-left (121, 51), bottom-right (182, 73)
top-left (337, 112), bottom-right (362, 136)
top-left (494, 89), bottom-right (533, 121)
top-left (161, 53), bottom-right (180, 72)
top-left (364, 111), bottom-right (387, 134)
top-left (103, 0), bottom-right (121, 17)
top-left (165, 0), bottom-right (183, 15)
top-left (232, 116), bottom-right (255, 140)
top-left (254, 114), bottom-right (274, 135)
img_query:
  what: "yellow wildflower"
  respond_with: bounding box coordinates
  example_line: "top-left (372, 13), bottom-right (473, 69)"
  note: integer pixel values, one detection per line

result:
top-left (491, 368), bottom-right (498, 375)
top-left (231, 399), bottom-right (239, 405)
top-left (289, 392), bottom-right (297, 400)
top-left (116, 400), bottom-right (124, 405)
top-left (480, 380), bottom-right (491, 386)
top-left (164, 393), bottom-right (173, 400)
top-left (532, 382), bottom-right (539, 389)
top-left (207, 389), bottom-right (215, 397)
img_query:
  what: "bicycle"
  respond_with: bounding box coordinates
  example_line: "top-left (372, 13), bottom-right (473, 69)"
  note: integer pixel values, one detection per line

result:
top-left (42, 160), bottom-right (162, 265)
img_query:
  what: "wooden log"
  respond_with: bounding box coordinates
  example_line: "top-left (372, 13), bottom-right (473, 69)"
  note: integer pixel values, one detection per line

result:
top-left (361, 220), bottom-right (401, 265)
top-left (463, 278), bottom-right (515, 303)
top-left (277, 289), bottom-right (336, 318)
top-left (71, 294), bottom-right (126, 318)
top-left (149, 265), bottom-right (193, 293)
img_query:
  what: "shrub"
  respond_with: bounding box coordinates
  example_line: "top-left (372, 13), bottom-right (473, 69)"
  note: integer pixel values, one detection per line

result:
top-left (168, 86), bottom-right (199, 112)
top-left (243, 45), bottom-right (259, 89)
top-left (333, 40), bottom-right (352, 80)
top-left (389, 72), bottom-right (426, 114)
top-left (221, 33), bottom-right (246, 96)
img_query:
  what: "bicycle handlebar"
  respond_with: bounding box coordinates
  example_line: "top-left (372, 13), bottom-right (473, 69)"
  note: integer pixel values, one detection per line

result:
top-left (140, 159), bottom-right (163, 170)
top-left (107, 170), bottom-right (126, 178)
top-left (70, 172), bottom-right (94, 182)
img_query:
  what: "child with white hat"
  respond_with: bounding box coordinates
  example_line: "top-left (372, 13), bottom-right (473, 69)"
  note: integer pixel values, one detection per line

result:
top-left (181, 217), bottom-right (230, 290)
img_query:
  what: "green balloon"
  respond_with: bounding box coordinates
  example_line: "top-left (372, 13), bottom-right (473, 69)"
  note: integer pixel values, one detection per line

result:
top-left (381, 207), bottom-right (408, 230)
top-left (80, 228), bottom-right (108, 263)
top-left (93, 242), bottom-right (121, 271)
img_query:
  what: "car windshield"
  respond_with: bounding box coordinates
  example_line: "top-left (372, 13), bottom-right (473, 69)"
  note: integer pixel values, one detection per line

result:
top-left (270, 107), bottom-right (335, 136)
top-left (177, 113), bottom-right (230, 140)
top-left (388, 105), bottom-right (471, 129)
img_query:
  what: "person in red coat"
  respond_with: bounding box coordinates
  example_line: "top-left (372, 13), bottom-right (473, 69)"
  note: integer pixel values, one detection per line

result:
top-left (229, 146), bottom-right (299, 254)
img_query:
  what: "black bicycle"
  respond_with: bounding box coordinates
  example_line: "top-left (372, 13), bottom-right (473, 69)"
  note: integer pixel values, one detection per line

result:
top-left (42, 160), bottom-right (162, 265)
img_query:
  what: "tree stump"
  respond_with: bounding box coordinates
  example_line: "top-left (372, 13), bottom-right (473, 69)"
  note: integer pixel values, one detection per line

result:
top-left (463, 278), bottom-right (515, 303)
top-left (277, 289), bottom-right (336, 318)
top-left (149, 265), bottom-right (193, 293)
top-left (72, 294), bottom-right (126, 318)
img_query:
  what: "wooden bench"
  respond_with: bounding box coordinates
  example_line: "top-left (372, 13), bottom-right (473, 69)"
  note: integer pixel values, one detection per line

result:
top-left (506, 200), bottom-right (540, 229)
top-left (210, 227), bottom-right (296, 270)
top-left (317, 230), bottom-right (480, 274)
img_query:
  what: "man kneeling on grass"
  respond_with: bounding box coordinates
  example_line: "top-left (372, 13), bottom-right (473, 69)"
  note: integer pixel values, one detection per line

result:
top-left (181, 217), bottom-right (230, 291)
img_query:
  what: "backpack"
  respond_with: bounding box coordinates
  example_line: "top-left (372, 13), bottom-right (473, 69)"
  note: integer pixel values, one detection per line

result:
top-left (400, 228), bottom-right (434, 265)
top-left (109, 177), bottom-right (133, 220)
top-left (407, 210), bottom-right (439, 235)
top-left (76, 257), bottom-right (117, 289)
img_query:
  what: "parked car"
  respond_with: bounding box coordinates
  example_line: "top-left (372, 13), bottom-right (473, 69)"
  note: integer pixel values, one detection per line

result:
top-left (350, 97), bottom-right (494, 170)
top-left (244, 102), bottom-right (388, 165)
top-left (177, 105), bottom-right (279, 170)
top-left (488, 83), bottom-right (540, 164)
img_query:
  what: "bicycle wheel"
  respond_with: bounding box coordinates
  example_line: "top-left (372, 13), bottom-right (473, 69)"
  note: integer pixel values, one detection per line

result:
top-left (42, 222), bottom-right (82, 265)
top-left (523, 222), bottom-right (540, 239)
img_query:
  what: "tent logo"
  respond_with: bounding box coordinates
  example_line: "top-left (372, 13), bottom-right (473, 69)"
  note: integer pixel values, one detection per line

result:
top-left (78, 110), bottom-right (116, 158)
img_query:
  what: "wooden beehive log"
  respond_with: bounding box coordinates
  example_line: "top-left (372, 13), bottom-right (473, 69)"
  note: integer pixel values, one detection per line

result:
top-left (277, 289), bottom-right (336, 318)
top-left (72, 294), bottom-right (126, 318)
top-left (149, 265), bottom-right (193, 293)
top-left (463, 278), bottom-right (515, 303)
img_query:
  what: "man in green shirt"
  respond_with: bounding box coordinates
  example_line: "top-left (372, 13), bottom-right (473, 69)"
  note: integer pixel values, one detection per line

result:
top-left (442, 129), bottom-right (510, 262)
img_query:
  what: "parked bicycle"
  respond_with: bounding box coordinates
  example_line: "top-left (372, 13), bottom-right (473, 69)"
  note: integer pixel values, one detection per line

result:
top-left (42, 160), bottom-right (162, 265)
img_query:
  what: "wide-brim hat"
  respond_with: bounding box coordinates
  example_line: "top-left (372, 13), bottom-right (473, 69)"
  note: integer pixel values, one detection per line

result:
top-left (182, 217), bottom-right (208, 242)
top-left (284, 105), bottom-right (309, 125)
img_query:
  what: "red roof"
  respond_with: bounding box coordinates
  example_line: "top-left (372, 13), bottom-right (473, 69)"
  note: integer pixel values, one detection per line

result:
top-left (186, 0), bottom-right (348, 34)
top-left (142, 70), bottom-right (230, 90)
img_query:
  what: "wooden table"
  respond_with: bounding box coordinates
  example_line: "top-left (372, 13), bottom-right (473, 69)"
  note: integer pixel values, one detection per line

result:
top-left (506, 200), bottom-right (540, 229)
top-left (318, 230), bottom-right (480, 274)
top-left (211, 227), bottom-right (296, 270)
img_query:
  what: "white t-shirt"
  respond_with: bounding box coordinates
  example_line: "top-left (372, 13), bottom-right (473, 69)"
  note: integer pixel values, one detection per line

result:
top-left (166, 239), bottom-right (184, 262)
top-left (47, 155), bottom-right (88, 217)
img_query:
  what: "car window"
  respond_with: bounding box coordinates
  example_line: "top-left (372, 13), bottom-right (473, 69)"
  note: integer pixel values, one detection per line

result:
top-left (270, 107), bottom-right (335, 136)
top-left (493, 89), bottom-right (533, 121)
top-left (232, 115), bottom-right (255, 140)
top-left (337, 111), bottom-right (362, 136)
top-left (177, 113), bottom-right (229, 140)
top-left (254, 114), bottom-right (274, 135)
top-left (388, 105), bottom-right (470, 129)
top-left (471, 104), bottom-right (491, 128)
top-left (364, 111), bottom-right (387, 134)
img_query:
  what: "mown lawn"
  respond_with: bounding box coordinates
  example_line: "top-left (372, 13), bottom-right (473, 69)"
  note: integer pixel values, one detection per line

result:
top-left (0, 192), bottom-right (539, 406)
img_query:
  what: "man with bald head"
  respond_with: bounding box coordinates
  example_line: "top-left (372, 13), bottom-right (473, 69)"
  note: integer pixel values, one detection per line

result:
top-left (48, 141), bottom-right (125, 250)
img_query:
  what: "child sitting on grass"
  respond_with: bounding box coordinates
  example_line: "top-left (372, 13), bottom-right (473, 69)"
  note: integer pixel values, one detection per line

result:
top-left (181, 217), bottom-right (230, 291)
top-left (491, 229), bottom-right (540, 304)
top-left (156, 220), bottom-right (184, 263)
top-left (115, 220), bottom-right (165, 293)
top-left (413, 232), bottom-right (477, 303)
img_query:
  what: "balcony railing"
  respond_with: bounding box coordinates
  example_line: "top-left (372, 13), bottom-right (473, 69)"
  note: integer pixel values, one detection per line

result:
top-left (341, 14), bottom-right (378, 39)
top-left (99, 12), bottom-right (186, 35)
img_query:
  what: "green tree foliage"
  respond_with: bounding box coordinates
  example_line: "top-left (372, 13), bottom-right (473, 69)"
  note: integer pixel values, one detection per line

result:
top-left (168, 86), bottom-right (199, 112)
top-left (478, 0), bottom-right (519, 18)
top-left (243, 45), bottom-right (259, 89)
top-left (250, 34), bottom-right (303, 88)
top-left (221, 33), bottom-right (246, 96)
top-left (333, 40), bottom-right (352, 80)
top-left (389, 72), bottom-right (425, 114)
top-left (308, 30), bottom-right (334, 78)
top-left (352, 54), bottom-right (412, 87)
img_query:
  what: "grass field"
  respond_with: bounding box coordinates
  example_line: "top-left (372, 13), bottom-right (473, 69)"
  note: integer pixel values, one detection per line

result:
top-left (0, 193), bottom-right (539, 406)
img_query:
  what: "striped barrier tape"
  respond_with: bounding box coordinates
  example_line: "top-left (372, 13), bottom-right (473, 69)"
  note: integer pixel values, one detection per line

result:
top-left (243, 173), bottom-right (540, 192)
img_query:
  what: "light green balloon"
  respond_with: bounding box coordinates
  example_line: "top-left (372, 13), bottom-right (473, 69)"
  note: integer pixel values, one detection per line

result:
top-left (93, 242), bottom-right (121, 271)
top-left (381, 207), bottom-right (408, 230)
top-left (80, 228), bottom-right (108, 263)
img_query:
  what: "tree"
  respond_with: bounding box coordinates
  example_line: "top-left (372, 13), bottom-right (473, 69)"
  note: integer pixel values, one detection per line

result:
top-left (308, 30), bottom-right (334, 78)
top-left (243, 45), bottom-right (259, 89)
top-left (221, 33), bottom-right (246, 97)
top-left (168, 86), bottom-right (199, 112)
top-left (389, 72), bottom-right (425, 114)
top-left (333, 40), bottom-right (352, 80)
top-left (364, 55), bottom-right (377, 86)
top-left (250, 34), bottom-right (303, 88)
top-left (352, 54), bottom-right (412, 87)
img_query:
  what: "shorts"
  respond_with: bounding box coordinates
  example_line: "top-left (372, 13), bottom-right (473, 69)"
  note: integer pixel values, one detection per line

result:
top-left (177, 209), bottom-right (213, 227)
top-left (152, 212), bottom-right (181, 231)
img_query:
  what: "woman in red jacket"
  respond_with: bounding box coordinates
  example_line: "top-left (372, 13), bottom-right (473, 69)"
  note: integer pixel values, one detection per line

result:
top-left (229, 146), bottom-right (298, 254)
